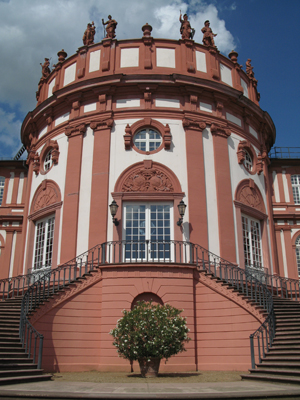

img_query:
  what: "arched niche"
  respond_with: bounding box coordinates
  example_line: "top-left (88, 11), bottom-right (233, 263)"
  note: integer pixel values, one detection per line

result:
top-left (131, 292), bottom-right (164, 310)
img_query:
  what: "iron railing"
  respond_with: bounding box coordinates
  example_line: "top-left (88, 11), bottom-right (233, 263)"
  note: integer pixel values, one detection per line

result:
top-left (3, 240), bottom-right (298, 370)
top-left (245, 265), bottom-right (300, 300)
top-left (18, 240), bottom-right (276, 370)
top-left (269, 147), bottom-right (300, 159)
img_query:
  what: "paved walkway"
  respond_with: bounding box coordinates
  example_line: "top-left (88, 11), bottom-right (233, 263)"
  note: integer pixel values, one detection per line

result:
top-left (1, 380), bottom-right (300, 399)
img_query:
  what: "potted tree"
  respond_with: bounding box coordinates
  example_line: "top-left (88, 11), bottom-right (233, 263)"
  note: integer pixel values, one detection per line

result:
top-left (110, 301), bottom-right (190, 377)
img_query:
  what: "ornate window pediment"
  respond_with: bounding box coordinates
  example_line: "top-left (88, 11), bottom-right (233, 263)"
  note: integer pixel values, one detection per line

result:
top-left (124, 118), bottom-right (172, 154)
top-left (237, 140), bottom-right (263, 175)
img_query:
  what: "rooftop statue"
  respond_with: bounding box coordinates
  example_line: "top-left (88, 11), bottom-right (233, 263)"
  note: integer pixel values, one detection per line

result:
top-left (83, 22), bottom-right (96, 46)
top-left (40, 58), bottom-right (51, 79)
top-left (201, 20), bottom-right (217, 47)
top-left (246, 59), bottom-right (255, 79)
top-left (102, 15), bottom-right (118, 39)
top-left (36, 58), bottom-right (51, 101)
top-left (179, 12), bottom-right (195, 40)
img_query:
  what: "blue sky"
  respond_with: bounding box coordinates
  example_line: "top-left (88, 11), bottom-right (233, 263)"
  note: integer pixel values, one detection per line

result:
top-left (0, 0), bottom-right (299, 158)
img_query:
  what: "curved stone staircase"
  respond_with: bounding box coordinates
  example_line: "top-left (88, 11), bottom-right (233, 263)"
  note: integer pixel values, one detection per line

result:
top-left (0, 297), bottom-right (52, 385)
top-left (242, 297), bottom-right (300, 384)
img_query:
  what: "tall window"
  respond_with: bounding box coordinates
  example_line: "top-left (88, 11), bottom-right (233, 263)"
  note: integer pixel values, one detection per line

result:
top-left (0, 176), bottom-right (5, 206)
top-left (33, 216), bottom-right (55, 270)
top-left (123, 203), bottom-right (172, 260)
top-left (291, 175), bottom-right (300, 204)
top-left (296, 236), bottom-right (300, 277)
top-left (242, 215), bottom-right (263, 269)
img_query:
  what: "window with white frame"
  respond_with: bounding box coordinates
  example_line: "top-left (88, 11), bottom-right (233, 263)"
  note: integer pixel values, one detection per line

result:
top-left (33, 215), bottom-right (55, 270)
top-left (291, 175), bottom-right (300, 204)
top-left (133, 128), bottom-right (162, 152)
top-left (296, 236), bottom-right (300, 277)
top-left (123, 203), bottom-right (173, 260)
top-left (44, 150), bottom-right (53, 172)
top-left (244, 150), bottom-right (253, 171)
top-left (242, 215), bottom-right (263, 269)
top-left (0, 176), bottom-right (4, 206)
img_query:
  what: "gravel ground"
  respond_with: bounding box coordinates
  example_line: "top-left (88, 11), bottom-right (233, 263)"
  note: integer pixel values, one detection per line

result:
top-left (52, 370), bottom-right (245, 383)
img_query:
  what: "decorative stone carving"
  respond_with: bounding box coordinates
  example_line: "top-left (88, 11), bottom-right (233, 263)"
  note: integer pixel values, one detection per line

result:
top-left (33, 186), bottom-right (59, 212)
top-left (82, 22), bottom-right (96, 46)
top-left (65, 123), bottom-right (87, 138)
top-left (102, 15), bottom-right (117, 39)
top-left (182, 118), bottom-right (206, 131)
top-left (211, 123), bottom-right (231, 138)
top-left (246, 59), bottom-right (260, 101)
top-left (33, 153), bottom-right (40, 176)
top-left (179, 13), bottom-right (195, 39)
top-left (122, 164), bottom-right (174, 193)
top-left (201, 20), bottom-right (217, 47)
top-left (236, 180), bottom-right (265, 213)
top-left (36, 58), bottom-right (51, 101)
top-left (142, 23), bottom-right (152, 38)
top-left (57, 49), bottom-right (67, 63)
top-left (239, 186), bottom-right (263, 211)
top-left (237, 140), bottom-right (263, 175)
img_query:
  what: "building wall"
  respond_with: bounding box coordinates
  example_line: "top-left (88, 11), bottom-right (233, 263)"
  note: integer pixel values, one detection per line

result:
top-left (33, 266), bottom-right (262, 372)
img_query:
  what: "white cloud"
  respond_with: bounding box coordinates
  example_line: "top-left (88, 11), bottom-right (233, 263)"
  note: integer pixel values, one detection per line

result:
top-left (0, 108), bottom-right (22, 157)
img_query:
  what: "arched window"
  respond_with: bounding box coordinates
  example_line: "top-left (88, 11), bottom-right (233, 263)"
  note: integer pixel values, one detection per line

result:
top-left (296, 236), bottom-right (300, 277)
top-left (0, 176), bottom-right (5, 206)
top-left (291, 175), bottom-right (300, 204)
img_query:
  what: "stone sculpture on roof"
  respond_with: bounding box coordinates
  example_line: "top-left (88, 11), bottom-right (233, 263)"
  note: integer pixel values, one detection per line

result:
top-left (102, 15), bottom-right (118, 39)
top-left (179, 12), bottom-right (195, 40)
top-left (36, 58), bottom-right (51, 101)
top-left (201, 20), bottom-right (217, 47)
top-left (83, 22), bottom-right (96, 46)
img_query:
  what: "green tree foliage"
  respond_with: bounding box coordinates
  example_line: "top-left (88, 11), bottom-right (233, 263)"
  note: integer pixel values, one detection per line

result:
top-left (110, 301), bottom-right (190, 362)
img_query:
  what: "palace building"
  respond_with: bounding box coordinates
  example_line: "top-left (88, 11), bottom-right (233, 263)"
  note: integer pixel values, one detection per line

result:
top-left (1, 19), bottom-right (300, 374)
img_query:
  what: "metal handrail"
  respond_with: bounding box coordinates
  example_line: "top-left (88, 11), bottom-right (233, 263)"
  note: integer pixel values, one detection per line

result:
top-left (0, 267), bottom-right (51, 300)
top-left (269, 147), bottom-right (300, 159)
top-left (18, 240), bottom-right (277, 370)
top-left (245, 265), bottom-right (300, 301)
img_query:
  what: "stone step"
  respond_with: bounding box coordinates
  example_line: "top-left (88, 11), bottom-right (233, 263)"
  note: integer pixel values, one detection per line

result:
top-left (260, 360), bottom-right (300, 367)
top-left (0, 352), bottom-right (28, 358)
top-left (267, 350), bottom-right (300, 355)
top-left (0, 332), bottom-right (20, 338)
top-left (0, 358), bottom-right (34, 364)
top-left (0, 368), bottom-right (44, 378)
top-left (250, 368), bottom-right (300, 377)
top-left (0, 347), bottom-right (26, 353)
top-left (0, 342), bottom-right (22, 348)
top-left (276, 326), bottom-right (300, 332)
top-left (241, 373), bottom-right (300, 385)
top-left (0, 363), bottom-right (38, 370)
top-left (274, 331), bottom-right (300, 337)
top-left (269, 345), bottom-right (300, 351)
top-left (276, 321), bottom-right (300, 326)
top-left (0, 373), bottom-right (52, 385)
top-left (263, 355), bottom-right (300, 361)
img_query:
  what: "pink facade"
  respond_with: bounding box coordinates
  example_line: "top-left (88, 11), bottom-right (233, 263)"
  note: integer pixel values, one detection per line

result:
top-left (1, 28), bottom-right (300, 373)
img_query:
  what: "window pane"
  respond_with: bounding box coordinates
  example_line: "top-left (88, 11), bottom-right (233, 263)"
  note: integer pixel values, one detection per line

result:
top-left (124, 203), bottom-right (172, 260)
top-left (33, 216), bottom-right (55, 270)
top-left (0, 176), bottom-right (5, 206)
top-left (133, 128), bottom-right (162, 152)
top-left (242, 215), bottom-right (262, 269)
top-left (291, 175), bottom-right (300, 204)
